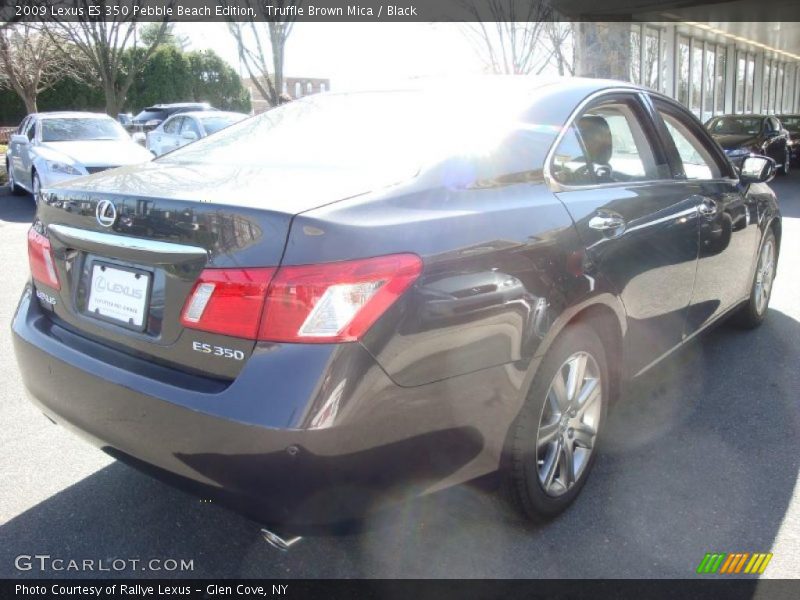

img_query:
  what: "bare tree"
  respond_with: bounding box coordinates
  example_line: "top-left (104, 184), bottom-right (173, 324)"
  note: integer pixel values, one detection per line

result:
top-left (459, 0), bottom-right (556, 75)
top-left (221, 0), bottom-right (299, 107)
top-left (48, 1), bottom-right (172, 115)
top-left (544, 21), bottom-right (575, 76)
top-left (0, 23), bottom-right (76, 113)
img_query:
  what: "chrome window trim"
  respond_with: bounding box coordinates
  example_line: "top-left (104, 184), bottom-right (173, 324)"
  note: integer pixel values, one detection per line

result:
top-left (543, 87), bottom-right (740, 193)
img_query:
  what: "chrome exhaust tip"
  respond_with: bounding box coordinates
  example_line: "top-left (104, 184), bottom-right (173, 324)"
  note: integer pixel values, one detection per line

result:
top-left (260, 527), bottom-right (302, 551)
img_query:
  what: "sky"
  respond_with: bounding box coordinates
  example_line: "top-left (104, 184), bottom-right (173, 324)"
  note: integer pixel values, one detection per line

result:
top-left (175, 22), bottom-right (492, 91)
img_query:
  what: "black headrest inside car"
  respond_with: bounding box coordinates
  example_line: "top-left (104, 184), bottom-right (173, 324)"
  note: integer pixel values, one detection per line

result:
top-left (577, 115), bottom-right (613, 165)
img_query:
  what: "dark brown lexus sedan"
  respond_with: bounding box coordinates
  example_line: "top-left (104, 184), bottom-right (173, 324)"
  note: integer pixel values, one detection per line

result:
top-left (12, 78), bottom-right (781, 532)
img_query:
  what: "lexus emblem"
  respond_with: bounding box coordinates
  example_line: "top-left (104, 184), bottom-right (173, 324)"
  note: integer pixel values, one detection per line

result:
top-left (95, 199), bottom-right (117, 228)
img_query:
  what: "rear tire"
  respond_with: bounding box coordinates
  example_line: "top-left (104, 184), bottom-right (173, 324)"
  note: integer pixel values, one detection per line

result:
top-left (6, 161), bottom-right (24, 196)
top-left (506, 323), bottom-right (609, 522)
top-left (732, 230), bottom-right (777, 329)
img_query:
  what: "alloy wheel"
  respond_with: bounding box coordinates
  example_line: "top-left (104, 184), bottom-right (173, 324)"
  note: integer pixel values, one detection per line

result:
top-left (754, 238), bottom-right (775, 315)
top-left (536, 351), bottom-right (602, 497)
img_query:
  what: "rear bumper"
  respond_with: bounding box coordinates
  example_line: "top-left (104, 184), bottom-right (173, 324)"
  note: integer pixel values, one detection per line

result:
top-left (12, 285), bottom-right (518, 526)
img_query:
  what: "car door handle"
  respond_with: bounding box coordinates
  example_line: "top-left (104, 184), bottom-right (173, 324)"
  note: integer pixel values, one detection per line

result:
top-left (698, 199), bottom-right (718, 217)
top-left (589, 213), bottom-right (626, 233)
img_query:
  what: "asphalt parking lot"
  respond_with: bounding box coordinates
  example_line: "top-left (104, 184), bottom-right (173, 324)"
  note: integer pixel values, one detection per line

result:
top-left (0, 174), bottom-right (798, 580)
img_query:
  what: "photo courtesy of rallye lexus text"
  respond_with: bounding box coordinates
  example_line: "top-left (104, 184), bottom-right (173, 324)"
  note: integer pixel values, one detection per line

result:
top-left (11, 77), bottom-right (781, 530)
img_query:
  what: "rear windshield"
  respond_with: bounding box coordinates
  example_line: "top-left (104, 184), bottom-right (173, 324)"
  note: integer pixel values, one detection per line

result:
top-left (778, 116), bottom-right (800, 131)
top-left (707, 116), bottom-right (762, 136)
top-left (199, 114), bottom-right (247, 135)
top-left (159, 89), bottom-right (558, 189)
top-left (41, 118), bottom-right (129, 142)
top-left (134, 109), bottom-right (168, 122)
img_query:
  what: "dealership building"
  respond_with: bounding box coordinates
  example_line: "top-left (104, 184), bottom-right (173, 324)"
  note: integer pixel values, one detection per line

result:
top-left (573, 3), bottom-right (800, 120)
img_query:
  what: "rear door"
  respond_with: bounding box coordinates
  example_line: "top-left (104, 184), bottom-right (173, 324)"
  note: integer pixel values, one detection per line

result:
top-left (158, 116), bottom-right (183, 154)
top-left (178, 117), bottom-right (202, 149)
top-left (8, 116), bottom-right (29, 181)
top-left (649, 96), bottom-right (760, 333)
top-left (551, 91), bottom-right (701, 376)
top-left (18, 117), bottom-right (37, 186)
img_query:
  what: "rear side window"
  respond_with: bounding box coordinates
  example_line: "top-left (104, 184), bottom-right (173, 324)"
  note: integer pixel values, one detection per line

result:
top-left (658, 111), bottom-right (722, 180)
top-left (163, 117), bottom-right (181, 134)
top-left (571, 99), bottom-right (665, 183)
top-left (551, 125), bottom-right (593, 185)
top-left (181, 118), bottom-right (202, 137)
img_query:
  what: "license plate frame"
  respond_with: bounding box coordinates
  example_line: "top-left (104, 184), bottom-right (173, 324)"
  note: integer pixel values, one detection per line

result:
top-left (86, 261), bottom-right (152, 332)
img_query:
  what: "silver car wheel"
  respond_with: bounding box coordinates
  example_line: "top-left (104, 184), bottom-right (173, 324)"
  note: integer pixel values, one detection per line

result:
top-left (536, 351), bottom-right (602, 497)
top-left (754, 238), bottom-right (775, 315)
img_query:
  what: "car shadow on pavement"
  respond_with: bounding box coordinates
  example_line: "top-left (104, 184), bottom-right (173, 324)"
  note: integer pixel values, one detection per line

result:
top-left (0, 189), bottom-right (35, 224)
top-left (1, 315), bottom-right (798, 579)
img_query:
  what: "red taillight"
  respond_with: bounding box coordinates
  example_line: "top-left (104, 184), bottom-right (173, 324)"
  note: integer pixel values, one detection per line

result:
top-left (180, 268), bottom-right (276, 339)
top-left (259, 254), bottom-right (423, 343)
top-left (180, 254), bottom-right (423, 342)
top-left (28, 228), bottom-right (60, 290)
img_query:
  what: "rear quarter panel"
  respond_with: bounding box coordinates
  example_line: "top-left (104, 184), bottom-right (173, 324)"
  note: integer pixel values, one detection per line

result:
top-left (284, 179), bottom-right (590, 387)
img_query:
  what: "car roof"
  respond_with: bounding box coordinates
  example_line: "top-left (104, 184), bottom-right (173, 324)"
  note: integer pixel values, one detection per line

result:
top-left (145, 103), bottom-right (211, 109)
top-left (30, 111), bottom-right (111, 119)
top-left (175, 111), bottom-right (247, 119)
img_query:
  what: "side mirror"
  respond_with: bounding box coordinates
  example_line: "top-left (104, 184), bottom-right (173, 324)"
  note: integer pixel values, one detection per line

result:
top-left (181, 131), bottom-right (198, 142)
top-left (10, 134), bottom-right (29, 145)
top-left (144, 119), bottom-right (160, 129)
top-left (740, 155), bottom-right (776, 184)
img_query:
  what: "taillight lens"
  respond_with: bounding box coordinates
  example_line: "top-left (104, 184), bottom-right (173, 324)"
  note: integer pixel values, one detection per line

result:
top-left (28, 228), bottom-right (60, 290)
top-left (180, 254), bottom-right (422, 342)
top-left (259, 254), bottom-right (422, 343)
top-left (180, 268), bottom-right (276, 339)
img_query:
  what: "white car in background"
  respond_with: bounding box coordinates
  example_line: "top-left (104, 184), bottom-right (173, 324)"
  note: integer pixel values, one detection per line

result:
top-left (5, 112), bottom-right (153, 202)
top-left (146, 111), bottom-right (248, 156)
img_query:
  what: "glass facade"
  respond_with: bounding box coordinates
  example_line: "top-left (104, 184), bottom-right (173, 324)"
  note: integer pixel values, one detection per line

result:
top-left (628, 24), bottom-right (799, 118)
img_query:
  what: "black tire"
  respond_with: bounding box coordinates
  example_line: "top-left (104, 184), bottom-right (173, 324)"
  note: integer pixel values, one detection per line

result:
top-left (732, 229), bottom-right (777, 329)
top-left (6, 161), bottom-right (24, 196)
top-left (506, 323), bottom-right (609, 522)
top-left (778, 148), bottom-right (790, 175)
top-left (32, 172), bottom-right (41, 204)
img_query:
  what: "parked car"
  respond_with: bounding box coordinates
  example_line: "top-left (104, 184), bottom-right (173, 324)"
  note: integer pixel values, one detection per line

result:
top-left (127, 103), bottom-right (215, 134)
top-left (5, 112), bottom-right (153, 201)
top-left (13, 78), bottom-right (780, 531)
top-left (705, 114), bottom-right (791, 174)
top-left (775, 114), bottom-right (800, 164)
top-left (147, 111), bottom-right (248, 156)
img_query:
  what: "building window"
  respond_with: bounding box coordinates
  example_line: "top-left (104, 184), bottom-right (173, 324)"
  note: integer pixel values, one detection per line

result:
top-left (715, 45), bottom-right (726, 114)
top-left (776, 63), bottom-right (785, 113)
top-left (745, 54), bottom-right (755, 113)
top-left (294, 82), bottom-right (301, 97)
top-left (306, 82), bottom-right (313, 95)
top-left (630, 28), bottom-right (641, 84)
top-left (644, 27), bottom-right (660, 90)
top-left (703, 43), bottom-right (715, 121)
top-left (320, 83), bottom-right (327, 93)
top-left (690, 39), bottom-right (703, 116)
top-left (677, 36), bottom-right (690, 106)
top-left (735, 51), bottom-right (746, 113)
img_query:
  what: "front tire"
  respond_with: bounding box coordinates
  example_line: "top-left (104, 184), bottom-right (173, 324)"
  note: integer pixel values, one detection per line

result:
top-left (32, 172), bottom-right (42, 204)
top-left (732, 230), bottom-right (777, 329)
top-left (506, 323), bottom-right (609, 522)
top-left (778, 148), bottom-right (790, 175)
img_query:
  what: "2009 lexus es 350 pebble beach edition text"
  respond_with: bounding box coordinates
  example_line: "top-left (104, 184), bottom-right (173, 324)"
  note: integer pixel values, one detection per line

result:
top-left (12, 78), bottom-right (781, 530)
